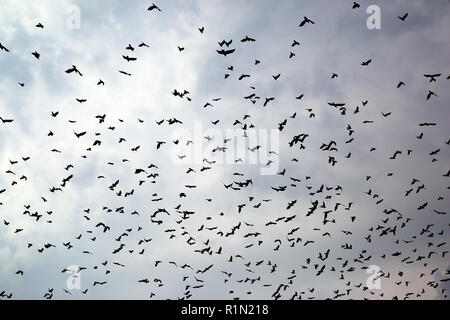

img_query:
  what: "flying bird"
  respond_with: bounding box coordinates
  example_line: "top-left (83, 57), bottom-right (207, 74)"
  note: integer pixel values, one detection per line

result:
top-left (217, 48), bottom-right (235, 56)
top-left (0, 42), bottom-right (9, 52)
top-left (148, 3), bottom-right (161, 11)
top-left (398, 13), bottom-right (408, 21)
top-left (299, 16), bottom-right (315, 27)
top-left (65, 65), bottom-right (82, 76)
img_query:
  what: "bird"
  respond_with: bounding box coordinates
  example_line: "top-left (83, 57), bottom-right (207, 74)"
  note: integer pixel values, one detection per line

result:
top-left (156, 141), bottom-right (166, 149)
top-left (0, 42), bottom-right (9, 52)
top-left (299, 17), bottom-right (314, 27)
top-left (424, 73), bottom-right (441, 82)
top-left (218, 39), bottom-right (232, 47)
top-left (398, 13), bottom-right (408, 21)
top-left (426, 90), bottom-right (437, 100)
top-left (0, 117), bottom-right (14, 123)
top-left (147, 3), bottom-right (161, 11)
top-left (241, 36), bottom-right (255, 42)
top-left (74, 130), bottom-right (86, 138)
top-left (217, 48), bottom-right (235, 56)
top-left (122, 55), bottom-right (137, 62)
top-left (264, 97), bottom-right (275, 107)
top-left (65, 65), bottom-right (82, 76)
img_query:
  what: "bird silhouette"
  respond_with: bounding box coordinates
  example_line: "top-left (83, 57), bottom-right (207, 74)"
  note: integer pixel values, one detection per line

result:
top-left (147, 3), bottom-right (161, 11)
top-left (65, 65), bottom-right (82, 76)
top-left (299, 16), bottom-right (315, 27)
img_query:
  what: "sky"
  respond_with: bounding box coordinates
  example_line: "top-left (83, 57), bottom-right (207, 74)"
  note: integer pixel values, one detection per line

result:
top-left (0, 0), bottom-right (449, 300)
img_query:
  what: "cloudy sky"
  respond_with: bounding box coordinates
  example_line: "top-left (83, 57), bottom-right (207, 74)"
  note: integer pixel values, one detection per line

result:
top-left (0, 0), bottom-right (449, 300)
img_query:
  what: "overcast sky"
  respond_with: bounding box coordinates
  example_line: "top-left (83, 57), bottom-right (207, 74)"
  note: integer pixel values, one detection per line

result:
top-left (0, 0), bottom-right (449, 300)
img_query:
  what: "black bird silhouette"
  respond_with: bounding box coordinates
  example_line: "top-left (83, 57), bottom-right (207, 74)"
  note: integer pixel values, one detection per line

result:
top-left (398, 13), bottom-right (408, 21)
top-left (147, 3), bottom-right (161, 11)
top-left (424, 73), bottom-right (441, 82)
top-left (122, 55), bottom-right (137, 62)
top-left (299, 16), bottom-right (315, 27)
top-left (0, 116), bottom-right (14, 123)
top-left (426, 90), bottom-right (437, 100)
top-left (217, 48), bottom-right (235, 56)
top-left (241, 36), bottom-right (255, 42)
top-left (0, 42), bottom-right (9, 52)
top-left (156, 141), bottom-right (166, 149)
top-left (65, 65), bottom-right (82, 76)
top-left (218, 39), bottom-right (232, 47)
top-left (264, 97), bottom-right (275, 107)
top-left (74, 130), bottom-right (86, 138)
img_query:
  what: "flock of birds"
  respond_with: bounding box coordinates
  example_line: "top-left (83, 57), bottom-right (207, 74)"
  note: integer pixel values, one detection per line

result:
top-left (0, 2), bottom-right (449, 300)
